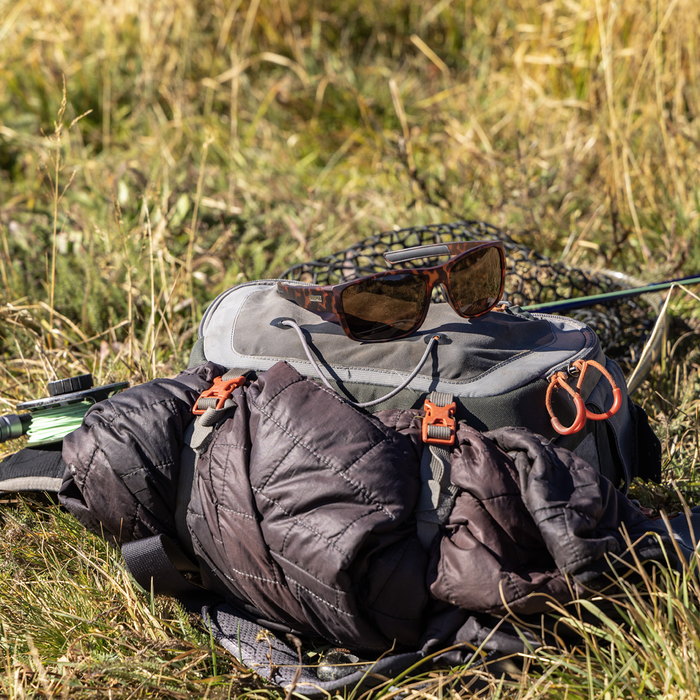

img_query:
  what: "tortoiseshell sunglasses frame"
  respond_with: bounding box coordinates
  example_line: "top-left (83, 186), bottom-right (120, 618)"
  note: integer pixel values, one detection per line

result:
top-left (276, 240), bottom-right (506, 342)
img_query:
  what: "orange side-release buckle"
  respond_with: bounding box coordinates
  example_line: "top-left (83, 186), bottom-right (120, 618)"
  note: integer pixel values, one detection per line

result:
top-left (546, 359), bottom-right (622, 436)
top-left (193, 376), bottom-right (246, 415)
top-left (422, 399), bottom-right (457, 446)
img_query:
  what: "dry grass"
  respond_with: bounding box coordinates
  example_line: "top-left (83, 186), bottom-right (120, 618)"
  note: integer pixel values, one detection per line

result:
top-left (1, 0), bottom-right (700, 696)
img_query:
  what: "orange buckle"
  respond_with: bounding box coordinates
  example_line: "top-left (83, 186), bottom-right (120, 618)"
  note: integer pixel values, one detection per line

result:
top-left (193, 376), bottom-right (246, 415)
top-left (546, 359), bottom-right (623, 436)
top-left (422, 399), bottom-right (457, 446)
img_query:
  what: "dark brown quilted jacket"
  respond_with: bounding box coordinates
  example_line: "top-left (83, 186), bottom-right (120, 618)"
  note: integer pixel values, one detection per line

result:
top-left (60, 361), bottom-right (674, 653)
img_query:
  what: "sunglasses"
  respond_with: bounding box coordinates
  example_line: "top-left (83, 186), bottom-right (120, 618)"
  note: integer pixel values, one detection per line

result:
top-left (276, 240), bottom-right (506, 342)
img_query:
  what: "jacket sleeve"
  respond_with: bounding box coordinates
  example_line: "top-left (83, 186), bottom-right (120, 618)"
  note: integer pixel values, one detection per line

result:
top-left (485, 426), bottom-right (677, 582)
top-left (59, 362), bottom-right (227, 543)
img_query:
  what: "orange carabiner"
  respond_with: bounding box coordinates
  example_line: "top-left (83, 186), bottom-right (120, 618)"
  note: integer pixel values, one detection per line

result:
top-left (580, 360), bottom-right (623, 421)
top-left (546, 371), bottom-right (587, 435)
top-left (546, 359), bottom-right (623, 436)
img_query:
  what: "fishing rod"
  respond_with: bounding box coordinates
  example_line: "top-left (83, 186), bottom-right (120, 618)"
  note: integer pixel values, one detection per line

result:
top-left (522, 273), bottom-right (700, 314)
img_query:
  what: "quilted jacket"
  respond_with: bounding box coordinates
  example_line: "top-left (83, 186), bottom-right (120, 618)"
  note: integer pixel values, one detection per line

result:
top-left (59, 361), bottom-right (674, 653)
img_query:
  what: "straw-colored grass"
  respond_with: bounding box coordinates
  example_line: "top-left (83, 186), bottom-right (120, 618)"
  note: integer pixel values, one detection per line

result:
top-left (1, 0), bottom-right (700, 696)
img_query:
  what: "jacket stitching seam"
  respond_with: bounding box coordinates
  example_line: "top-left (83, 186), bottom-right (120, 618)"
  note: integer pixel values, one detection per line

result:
top-left (217, 505), bottom-right (257, 520)
top-left (285, 576), bottom-right (355, 617)
top-left (119, 461), bottom-right (176, 478)
top-left (98, 397), bottom-right (180, 425)
top-left (189, 528), bottom-right (282, 586)
top-left (503, 570), bottom-right (525, 601)
top-left (329, 508), bottom-right (386, 553)
top-left (70, 442), bottom-right (100, 490)
top-left (280, 519), bottom-right (296, 557)
top-left (279, 506), bottom-right (383, 561)
top-left (439, 544), bottom-right (455, 603)
top-left (188, 511), bottom-right (224, 546)
top-left (266, 367), bottom-right (360, 409)
top-left (559, 508), bottom-right (579, 571)
top-left (250, 371), bottom-right (306, 411)
top-left (272, 551), bottom-right (345, 593)
top-left (257, 440), bottom-right (298, 492)
top-left (220, 565), bottom-right (281, 586)
top-left (252, 371), bottom-right (395, 449)
top-left (252, 488), bottom-right (351, 558)
top-left (203, 443), bottom-right (249, 451)
top-left (344, 439), bottom-right (400, 486)
top-left (192, 451), bottom-right (227, 548)
top-left (249, 397), bottom-right (395, 518)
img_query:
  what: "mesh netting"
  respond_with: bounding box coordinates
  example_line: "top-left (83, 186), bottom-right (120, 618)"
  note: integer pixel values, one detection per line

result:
top-left (280, 220), bottom-right (659, 368)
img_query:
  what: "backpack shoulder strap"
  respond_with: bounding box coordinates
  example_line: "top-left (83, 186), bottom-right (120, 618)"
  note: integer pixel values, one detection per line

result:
top-left (416, 391), bottom-right (460, 550)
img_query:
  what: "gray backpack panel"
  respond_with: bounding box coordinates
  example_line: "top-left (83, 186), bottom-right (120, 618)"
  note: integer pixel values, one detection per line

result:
top-left (189, 280), bottom-right (640, 488)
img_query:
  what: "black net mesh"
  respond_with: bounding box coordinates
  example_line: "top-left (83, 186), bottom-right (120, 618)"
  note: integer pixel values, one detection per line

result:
top-left (280, 220), bottom-right (658, 367)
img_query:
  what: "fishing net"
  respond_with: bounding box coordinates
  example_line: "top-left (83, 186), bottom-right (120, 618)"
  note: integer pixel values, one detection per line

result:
top-left (280, 221), bottom-right (662, 385)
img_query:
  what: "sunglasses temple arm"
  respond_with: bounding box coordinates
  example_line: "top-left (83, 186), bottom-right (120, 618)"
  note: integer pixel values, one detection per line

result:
top-left (276, 283), bottom-right (336, 315)
top-left (384, 244), bottom-right (453, 264)
top-left (383, 241), bottom-right (488, 265)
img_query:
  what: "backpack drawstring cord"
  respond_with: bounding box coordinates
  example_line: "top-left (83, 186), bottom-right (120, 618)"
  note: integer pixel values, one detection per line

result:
top-left (278, 318), bottom-right (442, 408)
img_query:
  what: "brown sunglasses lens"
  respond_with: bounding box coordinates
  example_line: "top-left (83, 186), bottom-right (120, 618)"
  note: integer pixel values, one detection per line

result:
top-left (448, 246), bottom-right (504, 316)
top-left (341, 273), bottom-right (427, 341)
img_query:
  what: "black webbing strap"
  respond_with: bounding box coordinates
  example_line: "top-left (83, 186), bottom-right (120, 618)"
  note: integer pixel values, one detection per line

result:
top-left (121, 534), bottom-right (204, 601)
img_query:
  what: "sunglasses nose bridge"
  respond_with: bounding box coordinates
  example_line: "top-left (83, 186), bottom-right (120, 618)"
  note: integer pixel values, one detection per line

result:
top-left (423, 268), bottom-right (446, 295)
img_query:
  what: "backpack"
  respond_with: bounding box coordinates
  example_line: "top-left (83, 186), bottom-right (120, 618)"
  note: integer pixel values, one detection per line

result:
top-left (187, 278), bottom-right (662, 490)
top-left (157, 266), bottom-right (663, 696)
top-left (0, 223), bottom-right (664, 698)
